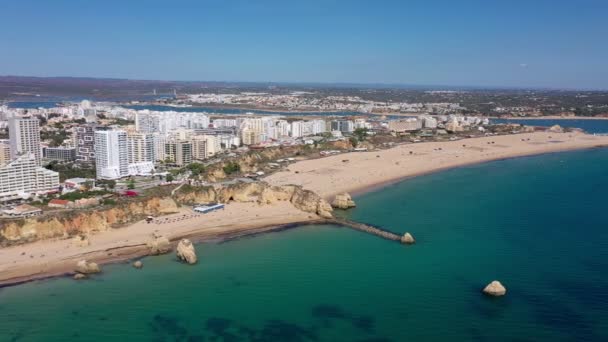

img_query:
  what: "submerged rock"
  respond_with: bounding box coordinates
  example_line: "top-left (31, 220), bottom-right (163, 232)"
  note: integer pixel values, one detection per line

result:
top-left (133, 260), bottom-right (143, 269)
top-left (401, 232), bottom-right (415, 244)
top-left (483, 280), bottom-right (507, 296)
top-left (147, 236), bottom-right (171, 255)
top-left (75, 260), bottom-right (100, 274)
top-left (73, 273), bottom-right (87, 280)
top-left (176, 239), bottom-right (197, 264)
top-left (331, 193), bottom-right (356, 209)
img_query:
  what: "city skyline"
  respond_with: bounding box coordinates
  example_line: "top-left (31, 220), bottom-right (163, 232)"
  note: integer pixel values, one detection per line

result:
top-left (1, 0), bottom-right (607, 89)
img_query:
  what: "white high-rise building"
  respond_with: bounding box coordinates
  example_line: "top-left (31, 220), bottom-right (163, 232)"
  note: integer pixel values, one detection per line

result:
top-left (95, 130), bottom-right (129, 180)
top-left (0, 153), bottom-right (59, 202)
top-left (192, 135), bottom-right (220, 160)
top-left (127, 133), bottom-right (155, 164)
top-left (8, 117), bottom-right (41, 165)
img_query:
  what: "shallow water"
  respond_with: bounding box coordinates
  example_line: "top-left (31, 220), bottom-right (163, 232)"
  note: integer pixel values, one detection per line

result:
top-left (1, 148), bottom-right (607, 341)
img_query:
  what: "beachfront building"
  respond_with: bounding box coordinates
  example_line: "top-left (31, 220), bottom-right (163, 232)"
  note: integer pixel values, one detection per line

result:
top-left (75, 123), bottom-right (98, 165)
top-left (127, 132), bottom-right (155, 164)
top-left (192, 135), bottom-right (220, 160)
top-left (164, 140), bottom-right (192, 166)
top-left (0, 153), bottom-right (60, 202)
top-left (331, 120), bottom-right (355, 133)
top-left (388, 118), bottom-right (423, 132)
top-left (8, 117), bottom-right (42, 165)
top-left (94, 130), bottom-right (129, 180)
top-left (0, 139), bottom-right (11, 166)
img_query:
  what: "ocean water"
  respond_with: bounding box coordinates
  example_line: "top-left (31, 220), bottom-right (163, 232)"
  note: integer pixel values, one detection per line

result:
top-left (1, 148), bottom-right (608, 341)
top-left (492, 118), bottom-right (608, 134)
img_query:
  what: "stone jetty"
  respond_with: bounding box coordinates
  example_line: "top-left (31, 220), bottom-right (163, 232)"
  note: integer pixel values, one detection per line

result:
top-left (329, 218), bottom-right (409, 243)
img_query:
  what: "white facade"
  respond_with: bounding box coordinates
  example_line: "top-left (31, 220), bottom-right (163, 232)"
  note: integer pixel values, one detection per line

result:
top-left (0, 154), bottom-right (59, 202)
top-left (95, 130), bottom-right (129, 180)
top-left (8, 117), bottom-right (41, 165)
top-left (127, 133), bottom-right (155, 164)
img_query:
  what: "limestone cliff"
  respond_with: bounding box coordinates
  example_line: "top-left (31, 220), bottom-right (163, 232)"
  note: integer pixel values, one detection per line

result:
top-left (176, 181), bottom-right (333, 218)
top-left (0, 181), bottom-right (331, 248)
top-left (0, 197), bottom-right (179, 246)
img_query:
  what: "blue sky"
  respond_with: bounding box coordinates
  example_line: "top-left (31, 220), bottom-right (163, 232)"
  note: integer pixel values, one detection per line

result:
top-left (1, 0), bottom-right (607, 89)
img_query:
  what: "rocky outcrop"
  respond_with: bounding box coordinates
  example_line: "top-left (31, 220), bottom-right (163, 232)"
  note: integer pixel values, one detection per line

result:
top-left (73, 273), bottom-right (87, 280)
top-left (483, 280), bottom-right (507, 296)
top-left (0, 196), bottom-right (180, 247)
top-left (548, 125), bottom-right (564, 133)
top-left (75, 260), bottom-right (101, 274)
top-left (401, 232), bottom-right (415, 244)
top-left (176, 239), bottom-right (197, 264)
top-left (291, 188), bottom-right (333, 218)
top-left (176, 182), bottom-right (333, 218)
top-left (133, 260), bottom-right (143, 269)
top-left (331, 193), bottom-right (356, 209)
top-left (147, 235), bottom-right (171, 255)
top-left (72, 235), bottom-right (90, 247)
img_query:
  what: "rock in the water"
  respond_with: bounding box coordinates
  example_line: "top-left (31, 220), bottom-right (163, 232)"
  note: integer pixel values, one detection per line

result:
top-left (331, 193), bottom-right (356, 209)
top-left (133, 260), bottom-right (143, 269)
top-left (75, 260), bottom-right (100, 274)
top-left (73, 273), bottom-right (87, 280)
top-left (176, 239), bottom-right (197, 264)
top-left (548, 125), bottom-right (564, 133)
top-left (483, 280), bottom-right (507, 296)
top-left (147, 236), bottom-right (171, 255)
top-left (401, 232), bottom-right (415, 244)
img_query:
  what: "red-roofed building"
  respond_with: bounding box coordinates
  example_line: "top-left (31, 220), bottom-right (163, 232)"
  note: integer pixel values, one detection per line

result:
top-left (48, 199), bottom-right (72, 209)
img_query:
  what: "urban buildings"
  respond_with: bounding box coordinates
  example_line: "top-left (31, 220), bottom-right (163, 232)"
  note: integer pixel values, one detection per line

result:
top-left (0, 139), bottom-right (11, 166)
top-left (75, 124), bottom-right (98, 165)
top-left (127, 133), bottom-right (155, 164)
top-left (94, 130), bottom-right (129, 180)
top-left (8, 117), bottom-right (41, 165)
top-left (43, 147), bottom-right (77, 161)
top-left (0, 154), bottom-right (59, 202)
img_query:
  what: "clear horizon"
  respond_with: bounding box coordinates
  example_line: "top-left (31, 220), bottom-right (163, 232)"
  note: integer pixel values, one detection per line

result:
top-left (1, 0), bottom-right (607, 89)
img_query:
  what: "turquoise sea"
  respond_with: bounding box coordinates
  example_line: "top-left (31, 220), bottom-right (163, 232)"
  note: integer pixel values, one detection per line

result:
top-left (1, 148), bottom-right (608, 341)
top-left (492, 118), bottom-right (608, 134)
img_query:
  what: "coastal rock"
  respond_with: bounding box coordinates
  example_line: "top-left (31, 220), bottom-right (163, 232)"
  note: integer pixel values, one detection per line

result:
top-left (147, 236), bottom-right (171, 255)
top-left (75, 260), bottom-right (101, 274)
top-left (548, 125), bottom-right (564, 133)
top-left (72, 235), bottom-right (90, 247)
top-left (401, 232), bottom-right (415, 244)
top-left (133, 260), bottom-right (143, 269)
top-left (176, 239), bottom-right (197, 264)
top-left (331, 193), bottom-right (356, 209)
top-left (73, 273), bottom-right (87, 280)
top-left (291, 188), bottom-right (333, 219)
top-left (483, 280), bottom-right (507, 296)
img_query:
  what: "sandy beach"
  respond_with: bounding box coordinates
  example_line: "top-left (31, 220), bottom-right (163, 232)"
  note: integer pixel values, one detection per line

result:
top-left (2, 131), bottom-right (608, 287)
top-left (0, 202), bottom-right (320, 287)
top-left (265, 131), bottom-right (608, 199)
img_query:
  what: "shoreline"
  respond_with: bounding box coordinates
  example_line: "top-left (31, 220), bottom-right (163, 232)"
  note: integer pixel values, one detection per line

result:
top-left (0, 202), bottom-right (323, 288)
top-left (265, 131), bottom-right (608, 199)
top-left (2, 132), bottom-right (608, 288)
top-left (348, 144), bottom-right (608, 199)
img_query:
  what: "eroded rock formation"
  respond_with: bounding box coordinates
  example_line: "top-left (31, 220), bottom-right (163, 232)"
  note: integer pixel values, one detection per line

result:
top-left (176, 239), bottom-right (197, 264)
top-left (483, 280), bottom-right (507, 296)
top-left (75, 260), bottom-right (101, 274)
top-left (331, 193), bottom-right (356, 209)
